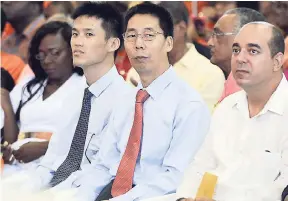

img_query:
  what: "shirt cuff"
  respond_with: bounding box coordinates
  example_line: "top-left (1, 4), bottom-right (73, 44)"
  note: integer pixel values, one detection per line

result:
top-left (34, 165), bottom-right (54, 188)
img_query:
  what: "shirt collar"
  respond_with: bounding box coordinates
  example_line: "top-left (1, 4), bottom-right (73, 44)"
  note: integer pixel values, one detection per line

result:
top-left (137, 66), bottom-right (176, 100)
top-left (87, 66), bottom-right (119, 98)
top-left (261, 75), bottom-right (288, 115)
top-left (234, 74), bottom-right (288, 117)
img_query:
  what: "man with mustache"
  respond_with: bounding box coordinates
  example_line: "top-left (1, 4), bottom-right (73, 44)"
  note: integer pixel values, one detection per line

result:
top-left (207, 8), bottom-right (266, 102)
top-left (144, 21), bottom-right (288, 201)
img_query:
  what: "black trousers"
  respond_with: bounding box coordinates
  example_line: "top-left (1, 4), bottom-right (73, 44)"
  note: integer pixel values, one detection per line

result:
top-left (95, 180), bottom-right (135, 201)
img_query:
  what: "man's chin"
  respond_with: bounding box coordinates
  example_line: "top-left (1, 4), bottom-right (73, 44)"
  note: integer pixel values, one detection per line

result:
top-left (209, 56), bottom-right (218, 66)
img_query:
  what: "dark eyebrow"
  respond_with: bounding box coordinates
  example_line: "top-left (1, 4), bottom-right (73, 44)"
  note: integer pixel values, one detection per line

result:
top-left (83, 28), bottom-right (94, 32)
top-left (143, 27), bottom-right (154, 31)
top-left (232, 42), bottom-right (240, 48)
top-left (126, 27), bottom-right (156, 32)
top-left (72, 28), bottom-right (94, 32)
top-left (247, 43), bottom-right (261, 49)
top-left (126, 28), bottom-right (136, 32)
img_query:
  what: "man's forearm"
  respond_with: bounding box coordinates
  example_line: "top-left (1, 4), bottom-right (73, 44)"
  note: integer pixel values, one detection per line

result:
top-left (36, 141), bottom-right (49, 155)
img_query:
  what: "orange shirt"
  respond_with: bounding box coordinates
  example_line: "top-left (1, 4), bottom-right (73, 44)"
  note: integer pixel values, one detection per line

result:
top-left (115, 49), bottom-right (131, 80)
top-left (1, 15), bottom-right (45, 62)
top-left (1, 51), bottom-right (26, 84)
top-left (2, 23), bottom-right (15, 40)
top-left (218, 72), bottom-right (242, 103)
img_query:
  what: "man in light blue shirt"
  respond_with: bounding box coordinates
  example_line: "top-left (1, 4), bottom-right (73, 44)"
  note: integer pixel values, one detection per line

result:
top-left (68, 3), bottom-right (211, 201)
top-left (1, 2), bottom-right (132, 200)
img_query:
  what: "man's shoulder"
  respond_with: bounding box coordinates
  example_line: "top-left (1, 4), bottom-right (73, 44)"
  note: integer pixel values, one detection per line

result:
top-left (171, 76), bottom-right (206, 104)
top-left (112, 74), bottom-right (135, 93)
top-left (182, 43), bottom-right (224, 78)
top-left (215, 90), bottom-right (245, 111)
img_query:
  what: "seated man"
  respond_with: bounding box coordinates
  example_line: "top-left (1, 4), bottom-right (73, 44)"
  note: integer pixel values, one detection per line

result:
top-left (126, 2), bottom-right (225, 113)
top-left (38, 3), bottom-right (210, 201)
top-left (144, 21), bottom-right (288, 201)
top-left (1, 2), bottom-right (132, 201)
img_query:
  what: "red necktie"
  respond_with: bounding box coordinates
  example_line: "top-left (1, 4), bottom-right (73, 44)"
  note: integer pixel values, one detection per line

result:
top-left (111, 89), bottom-right (150, 197)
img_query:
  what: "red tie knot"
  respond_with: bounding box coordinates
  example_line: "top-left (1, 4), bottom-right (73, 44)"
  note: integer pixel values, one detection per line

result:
top-left (136, 89), bottom-right (150, 103)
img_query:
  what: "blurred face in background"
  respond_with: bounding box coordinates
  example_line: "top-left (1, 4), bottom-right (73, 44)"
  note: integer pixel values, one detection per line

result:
top-left (37, 33), bottom-right (73, 80)
top-left (2, 2), bottom-right (34, 22)
top-left (208, 14), bottom-right (238, 76)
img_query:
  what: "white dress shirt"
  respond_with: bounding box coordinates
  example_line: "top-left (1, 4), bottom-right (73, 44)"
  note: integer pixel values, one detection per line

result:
top-left (3, 73), bottom-right (86, 177)
top-left (73, 67), bottom-right (211, 201)
top-left (147, 75), bottom-right (288, 201)
top-left (19, 66), bottom-right (132, 191)
top-left (10, 73), bottom-right (86, 134)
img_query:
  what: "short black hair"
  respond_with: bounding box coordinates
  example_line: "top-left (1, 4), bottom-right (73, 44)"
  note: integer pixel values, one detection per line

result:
top-left (225, 8), bottom-right (266, 33)
top-left (124, 2), bottom-right (174, 38)
top-left (1, 9), bottom-right (7, 33)
top-left (158, 1), bottom-right (189, 25)
top-left (72, 2), bottom-right (123, 57)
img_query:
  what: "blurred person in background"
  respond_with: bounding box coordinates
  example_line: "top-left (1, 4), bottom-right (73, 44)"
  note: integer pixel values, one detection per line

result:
top-left (44, 1), bottom-right (74, 19)
top-left (126, 1), bottom-right (225, 113)
top-left (1, 21), bottom-right (85, 178)
top-left (207, 8), bottom-right (266, 102)
top-left (1, 9), bottom-right (26, 84)
top-left (1, 1), bottom-right (46, 62)
top-left (1, 68), bottom-right (16, 141)
top-left (262, 1), bottom-right (288, 79)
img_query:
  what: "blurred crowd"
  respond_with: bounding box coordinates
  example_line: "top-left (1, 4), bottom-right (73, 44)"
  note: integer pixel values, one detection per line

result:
top-left (1, 1), bottom-right (288, 85)
top-left (1, 2), bottom-right (288, 201)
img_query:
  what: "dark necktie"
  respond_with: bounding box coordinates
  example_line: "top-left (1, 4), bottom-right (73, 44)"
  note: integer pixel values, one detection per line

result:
top-left (49, 88), bottom-right (93, 187)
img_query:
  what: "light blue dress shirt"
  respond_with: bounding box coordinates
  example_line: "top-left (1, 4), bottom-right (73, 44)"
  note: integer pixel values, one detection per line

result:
top-left (30, 66), bottom-right (132, 190)
top-left (75, 67), bottom-right (211, 201)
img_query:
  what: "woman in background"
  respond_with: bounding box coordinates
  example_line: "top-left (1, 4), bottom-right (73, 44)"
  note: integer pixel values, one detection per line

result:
top-left (1, 21), bottom-right (86, 177)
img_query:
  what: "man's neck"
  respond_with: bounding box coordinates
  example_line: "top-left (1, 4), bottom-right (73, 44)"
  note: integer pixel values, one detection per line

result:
top-left (246, 74), bottom-right (282, 118)
top-left (10, 14), bottom-right (40, 35)
top-left (169, 42), bottom-right (188, 65)
top-left (139, 60), bottom-right (170, 88)
top-left (84, 56), bottom-right (115, 86)
top-left (219, 60), bottom-right (231, 79)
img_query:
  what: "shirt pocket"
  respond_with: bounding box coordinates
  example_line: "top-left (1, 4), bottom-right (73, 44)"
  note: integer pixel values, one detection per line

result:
top-left (84, 132), bottom-right (102, 163)
top-left (248, 151), bottom-right (282, 184)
